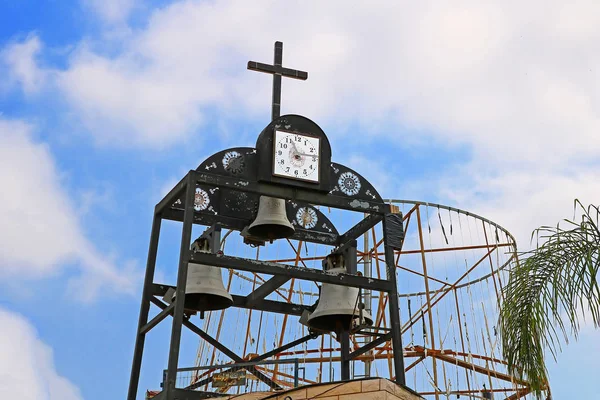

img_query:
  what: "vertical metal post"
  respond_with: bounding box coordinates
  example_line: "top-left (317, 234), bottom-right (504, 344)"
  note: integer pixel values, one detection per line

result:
top-left (415, 206), bottom-right (439, 398)
top-left (127, 214), bottom-right (162, 400)
top-left (382, 213), bottom-right (406, 385)
top-left (165, 173), bottom-right (196, 394)
top-left (293, 359), bottom-right (299, 388)
top-left (363, 218), bottom-right (372, 378)
top-left (340, 330), bottom-right (350, 380)
top-left (272, 41), bottom-right (283, 120)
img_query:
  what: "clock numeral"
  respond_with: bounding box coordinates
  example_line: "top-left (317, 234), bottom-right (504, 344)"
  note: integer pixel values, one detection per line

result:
top-left (303, 169), bottom-right (307, 175)
top-left (294, 170), bottom-right (299, 176)
top-left (279, 159), bottom-right (285, 165)
top-left (277, 150), bottom-right (282, 155)
top-left (285, 167), bottom-right (290, 172)
top-left (312, 156), bottom-right (317, 162)
top-left (309, 165), bottom-right (313, 170)
top-left (295, 135), bottom-right (301, 142)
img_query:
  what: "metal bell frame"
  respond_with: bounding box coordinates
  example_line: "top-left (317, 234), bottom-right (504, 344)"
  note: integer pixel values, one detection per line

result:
top-left (127, 167), bottom-right (406, 400)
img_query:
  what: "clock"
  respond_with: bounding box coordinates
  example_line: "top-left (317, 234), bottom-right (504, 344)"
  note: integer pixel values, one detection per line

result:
top-left (272, 130), bottom-right (321, 183)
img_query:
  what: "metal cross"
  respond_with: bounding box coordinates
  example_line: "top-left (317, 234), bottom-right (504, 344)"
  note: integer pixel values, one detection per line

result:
top-left (248, 41), bottom-right (308, 121)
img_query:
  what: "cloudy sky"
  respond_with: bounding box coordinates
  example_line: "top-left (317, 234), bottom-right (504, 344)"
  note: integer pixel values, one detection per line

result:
top-left (1, 0), bottom-right (599, 398)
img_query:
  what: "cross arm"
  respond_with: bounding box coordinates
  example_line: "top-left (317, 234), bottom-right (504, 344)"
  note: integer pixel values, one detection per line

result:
top-left (247, 61), bottom-right (308, 80)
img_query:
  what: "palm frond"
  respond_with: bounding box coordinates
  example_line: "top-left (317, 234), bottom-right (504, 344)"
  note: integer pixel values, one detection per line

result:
top-left (499, 199), bottom-right (600, 397)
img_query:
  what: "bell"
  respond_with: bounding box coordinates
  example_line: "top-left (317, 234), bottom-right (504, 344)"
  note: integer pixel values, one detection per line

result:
top-left (172, 252), bottom-right (233, 312)
top-left (247, 196), bottom-right (295, 240)
top-left (307, 267), bottom-right (373, 333)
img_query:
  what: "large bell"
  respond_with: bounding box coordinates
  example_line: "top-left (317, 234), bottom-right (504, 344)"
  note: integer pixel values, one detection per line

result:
top-left (307, 267), bottom-right (373, 333)
top-left (176, 261), bottom-right (233, 312)
top-left (172, 244), bottom-right (233, 313)
top-left (247, 196), bottom-right (295, 240)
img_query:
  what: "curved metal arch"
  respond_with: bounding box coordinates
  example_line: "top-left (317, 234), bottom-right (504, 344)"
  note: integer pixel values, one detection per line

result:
top-left (331, 163), bottom-right (384, 204)
top-left (383, 199), bottom-right (518, 298)
top-left (385, 199), bottom-right (517, 248)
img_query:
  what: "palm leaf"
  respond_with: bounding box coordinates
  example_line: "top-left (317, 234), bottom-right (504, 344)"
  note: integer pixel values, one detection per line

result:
top-left (499, 199), bottom-right (600, 398)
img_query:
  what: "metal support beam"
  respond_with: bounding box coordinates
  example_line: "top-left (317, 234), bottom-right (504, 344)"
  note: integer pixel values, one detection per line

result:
top-left (162, 208), bottom-right (338, 245)
top-left (155, 175), bottom-right (187, 216)
top-left (127, 215), bottom-right (162, 400)
top-left (415, 205), bottom-right (438, 399)
top-left (191, 170), bottom-right (387, 215)
top-left (233, 295), bottom-right (309, 316)
top-left (156, 169), bottom-right (387, 215)
top-left (340, 330), bottom-right (350, 380)
top-left (190, 252), bottom-right (393, 292)
top-left (150, 297), bottom-right (282, 390)
top-left (165, 175), bottom-right (195, 394)
top-left (186, 333), bottom-right (319, 390)
top-left (244, 275), bottom-right (291, 307)
top-left (347, 332), bottom-right (392, 360)
top-left (382, 213), bottom-right (406, 386)
top-left (140, 302), bottom-right (175, 335)
top-left (337, 214), bottom-right (383, 245)
top-left (150, 285), bottom-right (310, 316)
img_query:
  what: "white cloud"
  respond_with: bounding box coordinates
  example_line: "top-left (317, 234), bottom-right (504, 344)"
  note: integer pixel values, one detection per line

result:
top-left (435, 163), bottom-right (600, 251)
top-left (2, 0), bottom-right (599, 261)
top-left (0, 118), bottom-right (138, 301)
top-left (0, 306), bottom-right (82, 400)
top-left (1, 34), bottom-right (46, 94)
top-left (83, 0), bottom-right (137, 25)
top-left (34, 1), bottom-right (591, 159)
top-left (5, 1), bottom-right (600, 160)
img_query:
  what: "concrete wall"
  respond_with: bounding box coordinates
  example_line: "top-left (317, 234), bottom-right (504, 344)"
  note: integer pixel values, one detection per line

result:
top-left (225, 378), bottom-right (424, 400)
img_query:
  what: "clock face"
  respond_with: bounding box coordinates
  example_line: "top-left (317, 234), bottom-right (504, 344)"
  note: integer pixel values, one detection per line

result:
top-left (272, 130), bottom-right (320, 183)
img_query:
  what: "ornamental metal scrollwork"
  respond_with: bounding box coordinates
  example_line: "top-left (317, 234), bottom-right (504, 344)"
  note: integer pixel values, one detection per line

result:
top-left (338, 171), bottom-right (361, 196)
top-left (194, 187), bottom-right (210, 211)
top-left (295, 207), bottom-right (318, 229)
top-left (222, 151), bottom-right (245, 175)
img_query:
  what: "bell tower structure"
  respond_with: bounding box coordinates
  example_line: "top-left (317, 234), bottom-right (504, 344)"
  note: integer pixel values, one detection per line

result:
top-left (126, 41), bottom-right (407, 400)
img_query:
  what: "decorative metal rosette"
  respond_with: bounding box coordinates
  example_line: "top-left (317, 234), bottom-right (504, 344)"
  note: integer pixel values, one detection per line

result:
top-left (295, 207), bottom-right (318, 229)
top-left (338, 172), bottom-right (361, 196)
top-left (222, 151), bottom-right (245, 175)
top-left (194, 187), bottom-right (210, 211)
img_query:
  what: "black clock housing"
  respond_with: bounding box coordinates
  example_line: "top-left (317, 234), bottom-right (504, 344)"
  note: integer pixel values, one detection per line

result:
top-left (256, 114), bottom-right (332, 192)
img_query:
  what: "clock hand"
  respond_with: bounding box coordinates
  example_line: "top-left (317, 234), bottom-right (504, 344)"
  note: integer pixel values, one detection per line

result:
top-left (290, 140), bottom-right (299, 154)
top-left (295, 152), bottom-right (318, 158)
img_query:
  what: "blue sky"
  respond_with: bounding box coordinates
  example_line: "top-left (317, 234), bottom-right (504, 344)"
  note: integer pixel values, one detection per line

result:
top-left (1, 1), bottom-right (599, 399)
